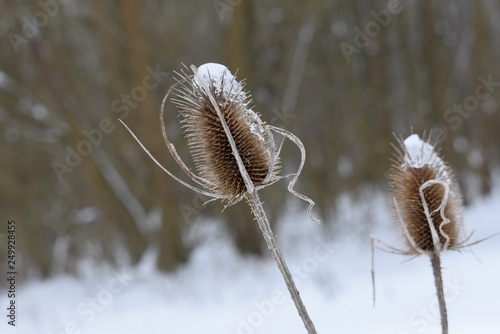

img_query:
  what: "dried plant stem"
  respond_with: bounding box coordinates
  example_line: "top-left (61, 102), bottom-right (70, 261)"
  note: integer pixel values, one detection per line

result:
top-left (139, 64), bottom-right (319, 332)
top-left (430, 251), bottom-right (448, 334)
top-left (246, 190), bottom-right (317, 334)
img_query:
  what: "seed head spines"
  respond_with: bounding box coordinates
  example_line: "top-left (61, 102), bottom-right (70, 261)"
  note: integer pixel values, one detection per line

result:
top-left (171, 64), bottom-right (279, 201)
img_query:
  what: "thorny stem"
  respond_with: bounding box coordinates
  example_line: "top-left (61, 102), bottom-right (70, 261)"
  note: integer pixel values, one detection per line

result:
top-left (246, 190), bottom-right (317, 334)
top-left (430, 251), bottom-right (448, 334)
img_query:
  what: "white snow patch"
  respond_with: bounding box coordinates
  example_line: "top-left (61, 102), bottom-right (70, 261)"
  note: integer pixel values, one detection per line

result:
top-left (1, 183), bottom-right (500, 334)
top-left (243, 108), bottom-right (267, 141)
top-left (403, 134), bottom-right (441, 169)
top-left (194, 63), bottom-right (245, 101)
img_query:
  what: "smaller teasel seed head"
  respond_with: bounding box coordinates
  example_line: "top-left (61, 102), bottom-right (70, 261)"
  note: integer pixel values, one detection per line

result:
top-left (388, 134), bottom-right (464, 255)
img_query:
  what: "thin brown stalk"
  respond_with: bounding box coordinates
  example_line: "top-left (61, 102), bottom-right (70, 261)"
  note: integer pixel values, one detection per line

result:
top-left (246, 190), bottom-right (317, 334)
top-left (430, 251), bottom-right (448, 334)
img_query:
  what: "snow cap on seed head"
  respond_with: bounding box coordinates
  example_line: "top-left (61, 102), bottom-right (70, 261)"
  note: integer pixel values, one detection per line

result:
top-left (193, 63), bottom-right (245, 101)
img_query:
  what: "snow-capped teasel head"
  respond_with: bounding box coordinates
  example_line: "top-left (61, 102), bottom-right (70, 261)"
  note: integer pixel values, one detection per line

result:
top-left (119, 62), bottom-right (319, 223)
top-left (119, 63), bottom-right (320, 332)
top-left (178, 63), bottom-right (278, 200)
top-left (370, 133), bottom-right (499, 331)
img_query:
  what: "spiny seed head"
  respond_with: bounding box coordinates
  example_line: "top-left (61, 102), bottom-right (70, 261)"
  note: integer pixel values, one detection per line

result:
top-left (388, 134), bottom-right (464, 255)
top-left (171, 63), bottom-right (280, 201)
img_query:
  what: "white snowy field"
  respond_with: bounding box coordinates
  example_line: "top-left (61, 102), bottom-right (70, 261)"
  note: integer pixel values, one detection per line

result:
top-left (1, 185), bottom-right (499, 334)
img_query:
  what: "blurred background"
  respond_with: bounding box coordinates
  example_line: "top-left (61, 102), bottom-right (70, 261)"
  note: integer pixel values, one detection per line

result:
top-left (1, 0), bottom-right (499, 280)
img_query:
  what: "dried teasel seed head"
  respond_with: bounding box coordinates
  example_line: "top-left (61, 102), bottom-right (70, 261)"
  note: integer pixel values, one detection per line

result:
top-left (388, 134), bottom-right (464, 255)
top-left (171, 63), bottom-right (280, 201)
top-left (119, 62), bottom-right (319, 223)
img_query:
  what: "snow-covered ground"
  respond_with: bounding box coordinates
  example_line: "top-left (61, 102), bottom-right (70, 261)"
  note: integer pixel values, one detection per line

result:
top-left (2, 185), bottom-right (499, 334)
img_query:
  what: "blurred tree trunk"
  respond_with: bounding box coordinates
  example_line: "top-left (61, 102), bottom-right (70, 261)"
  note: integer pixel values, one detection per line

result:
top-left (119, 0), bottom-right (189, 269)
top-left (223, 0), bottom-right (264, 255)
